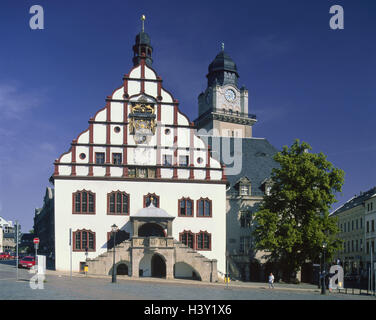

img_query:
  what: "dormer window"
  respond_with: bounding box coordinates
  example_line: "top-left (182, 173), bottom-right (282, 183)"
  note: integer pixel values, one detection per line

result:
top-left (240, 185), bottom-right (249, 196)
top-left (237, 177), bottom-right (251, 196)
top-left (261, 178), bottom-right (273, 196)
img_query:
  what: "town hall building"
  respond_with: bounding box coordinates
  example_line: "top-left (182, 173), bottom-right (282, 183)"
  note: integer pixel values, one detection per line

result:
top-left (35, 17), bottom-right (278, 283)
top-left (48, 20), bottom-right (227, 282)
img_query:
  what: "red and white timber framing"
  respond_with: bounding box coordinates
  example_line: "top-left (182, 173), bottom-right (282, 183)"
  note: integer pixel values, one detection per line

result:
top-left (53, 53), bottom-right (226, 184)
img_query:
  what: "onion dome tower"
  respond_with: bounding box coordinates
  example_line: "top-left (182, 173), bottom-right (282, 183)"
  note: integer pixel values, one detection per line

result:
top-left (195, 43), bottom-right (256, 138)
top-left (132, 15), bottom-right (153, 67)
top-left (207, 43), bottom-right (239, 87)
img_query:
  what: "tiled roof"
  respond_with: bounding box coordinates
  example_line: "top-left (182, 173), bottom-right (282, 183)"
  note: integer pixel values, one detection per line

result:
top-left (330, 186), bottom-right (376, 216)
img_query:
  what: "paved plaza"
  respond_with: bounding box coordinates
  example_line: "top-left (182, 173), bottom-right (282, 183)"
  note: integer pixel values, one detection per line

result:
top-left (0, 261), bottom-right (374, 301)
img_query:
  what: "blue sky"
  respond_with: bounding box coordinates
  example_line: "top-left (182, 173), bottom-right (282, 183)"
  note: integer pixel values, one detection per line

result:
top-left (0, 0), bottom-right (375, 231)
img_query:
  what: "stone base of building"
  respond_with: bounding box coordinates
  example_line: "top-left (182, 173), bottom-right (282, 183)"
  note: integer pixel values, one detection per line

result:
top-left (85, 237), bottom-right (218, 283)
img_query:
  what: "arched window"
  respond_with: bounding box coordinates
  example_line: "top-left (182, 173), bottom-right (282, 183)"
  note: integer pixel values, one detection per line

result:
top-left (178, 198), bottom-right (193, 217)
top-left (73, 229), bottom-right (96, 252)
top-left (179, 231), bottom-right (195, 249)
top-left (72, 190), bottom-right (95, 214)
top-left (196, 231), bottom-right (211, 251)
top-left (107, 191), bottom-right (129, 215)
top-left (197, 198), bottom-right (212, 217)
top-left (144, 193), bottom-right (159, 208)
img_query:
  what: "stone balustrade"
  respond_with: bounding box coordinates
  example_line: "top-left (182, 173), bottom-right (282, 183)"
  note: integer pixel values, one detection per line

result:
top-left (131, 236), bottom-right (174, 248)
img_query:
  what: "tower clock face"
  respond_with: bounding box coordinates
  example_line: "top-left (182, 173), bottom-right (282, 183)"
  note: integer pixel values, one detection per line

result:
top-left (225, 89), bottom-right (236, 102)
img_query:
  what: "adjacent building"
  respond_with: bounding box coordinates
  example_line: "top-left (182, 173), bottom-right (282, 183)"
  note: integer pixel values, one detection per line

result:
top-left (0, 217), bottom-right (15, 252)
top-left (331, 186), bottom-right (376, 276)
top-left (34, 187), bottom-right (55, 259)
top-left (194, 45), bottom-right (278, 281)
top-left (364, 191), bottom-right (376, 270)
top-left (0, 227), bottom-right (2, 252)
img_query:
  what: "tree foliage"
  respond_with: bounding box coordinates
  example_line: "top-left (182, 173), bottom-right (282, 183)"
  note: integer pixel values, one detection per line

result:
top-left (253, 140), bottom-right (344, 281)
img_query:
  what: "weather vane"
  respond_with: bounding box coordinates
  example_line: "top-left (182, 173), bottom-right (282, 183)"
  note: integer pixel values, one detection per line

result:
top-left (141, 14), bottom-right (146, 32)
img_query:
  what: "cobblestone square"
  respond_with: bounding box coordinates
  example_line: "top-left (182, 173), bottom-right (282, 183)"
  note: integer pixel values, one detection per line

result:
top-left (0, 262), bottom-right (374, 301)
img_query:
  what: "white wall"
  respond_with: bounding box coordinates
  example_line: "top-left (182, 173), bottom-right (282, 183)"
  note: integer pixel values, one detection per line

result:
top-left (54, 179), bottom-right (226, 274)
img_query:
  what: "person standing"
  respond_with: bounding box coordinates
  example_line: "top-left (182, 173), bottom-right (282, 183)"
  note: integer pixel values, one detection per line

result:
top-left (268, 272), bottom-right (275, 289)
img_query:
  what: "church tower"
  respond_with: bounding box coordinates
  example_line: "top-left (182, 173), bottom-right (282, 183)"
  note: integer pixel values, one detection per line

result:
top-left (195, 45), bottom-right (257, 138)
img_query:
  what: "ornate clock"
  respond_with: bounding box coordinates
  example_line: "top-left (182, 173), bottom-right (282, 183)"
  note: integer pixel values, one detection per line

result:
top-left (225, 89), bottom-right (236, 102)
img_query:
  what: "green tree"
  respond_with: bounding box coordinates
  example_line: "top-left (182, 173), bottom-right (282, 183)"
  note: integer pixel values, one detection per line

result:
top-left (253, 140), bottom-right (344, 282)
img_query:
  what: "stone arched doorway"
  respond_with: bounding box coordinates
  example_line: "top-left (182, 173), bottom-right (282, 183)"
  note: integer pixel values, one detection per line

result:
top-left (117, 263), bottom-right (129, 276)
top-left (151, 254), bottom-right (166, 278)
top-left (139, 223), bottom-right (165, 237)
top-left (174, 262), bottom-right (201, 281)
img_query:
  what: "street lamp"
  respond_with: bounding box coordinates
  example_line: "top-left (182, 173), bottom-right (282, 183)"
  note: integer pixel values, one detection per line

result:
top-left (111, 224), bottom-right (118, 283)
top-left (321, 242), bottom-right (327, 295)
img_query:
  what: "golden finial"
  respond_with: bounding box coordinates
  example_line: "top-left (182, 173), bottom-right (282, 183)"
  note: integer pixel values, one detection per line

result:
top-left (141, 14), bottom-right (146, 32)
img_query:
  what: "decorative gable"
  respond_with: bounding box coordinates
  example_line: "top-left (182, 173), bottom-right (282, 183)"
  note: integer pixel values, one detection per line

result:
top-left (53, 51), bottom-right (226, 184)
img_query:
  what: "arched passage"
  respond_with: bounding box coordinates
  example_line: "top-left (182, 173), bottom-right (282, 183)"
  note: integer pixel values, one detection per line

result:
top-left (151, 254), bottom-right (166, 278)
top-left (174, 262), bottom-right (201, 281)
top-left (139, 223), bottom-right (165, 237)
top-left (108, 261), bottom-right (130, 276)
top-left (117, 263), bottom-right (129, 276)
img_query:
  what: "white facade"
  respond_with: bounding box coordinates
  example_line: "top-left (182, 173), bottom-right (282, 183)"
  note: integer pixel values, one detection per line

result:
top-left (52, 46), bottom-right (227, 277)
top-left (0, 217), bottom-right (13, 233)
top-left (0, 227), bottom-right (3, 252)
top-left (54, 179), bottom-right (226, 274)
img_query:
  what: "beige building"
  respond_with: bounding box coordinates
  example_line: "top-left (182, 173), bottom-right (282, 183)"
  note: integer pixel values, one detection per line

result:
top-left (331, 186), bottom-right (376, 276)
top-left (364, 193), bottom-right (376, 270)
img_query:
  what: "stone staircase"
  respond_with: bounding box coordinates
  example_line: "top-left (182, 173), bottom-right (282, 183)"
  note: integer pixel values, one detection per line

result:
top-left (85, 237), bottom-right (218, 282)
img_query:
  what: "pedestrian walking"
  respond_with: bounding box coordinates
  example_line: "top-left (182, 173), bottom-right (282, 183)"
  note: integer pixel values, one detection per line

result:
top-left (268, 272), bottom-right (275, 289)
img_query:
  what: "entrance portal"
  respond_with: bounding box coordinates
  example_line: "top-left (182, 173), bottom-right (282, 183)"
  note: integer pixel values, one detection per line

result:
top-left (151, 254), bottom-right (166, 278)
top-left (139, 223), bottom-right (165, 237)
top-left (117, 263), bottom-right (129, 276)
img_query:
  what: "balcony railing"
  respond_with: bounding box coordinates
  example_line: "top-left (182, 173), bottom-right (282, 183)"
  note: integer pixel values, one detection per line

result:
top-left (194, 108), bottom-right (257, 124)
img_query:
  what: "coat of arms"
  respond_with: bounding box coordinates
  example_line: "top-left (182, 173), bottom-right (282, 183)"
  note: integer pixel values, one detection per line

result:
top-left (129, 98), bottom-right (156, 144)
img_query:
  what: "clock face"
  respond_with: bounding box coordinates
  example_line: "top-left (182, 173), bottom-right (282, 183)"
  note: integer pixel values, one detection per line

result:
top-left (225, 89), bottom-right (236, 102)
